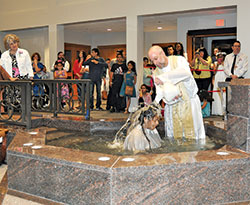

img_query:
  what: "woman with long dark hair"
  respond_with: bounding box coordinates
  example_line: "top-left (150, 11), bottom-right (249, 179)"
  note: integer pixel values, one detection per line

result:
top-left (119, 60), bottom-right (137, 113)
top-left (73, 51), bottom-right (87, 79)
top-left (174, 42), bottom-right (187, 59)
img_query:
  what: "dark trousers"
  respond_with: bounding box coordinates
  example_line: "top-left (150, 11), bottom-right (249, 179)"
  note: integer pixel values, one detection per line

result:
top-left (90, 80), bottom-right (101, 108)
top-left (110, 82), bottom-right (125, 111)
top-left (195, 78), bottom-right (211, 91)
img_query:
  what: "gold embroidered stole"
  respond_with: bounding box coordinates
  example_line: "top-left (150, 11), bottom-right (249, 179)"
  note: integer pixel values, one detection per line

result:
top-left (154, 56), bottom-right (195, 140)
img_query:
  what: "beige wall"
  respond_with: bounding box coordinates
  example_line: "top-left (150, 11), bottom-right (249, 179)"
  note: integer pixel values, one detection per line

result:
top-left (0, 0), bottom-right (238, 31)
top-left (1, 0), bottom-right (249, 74)
top-left (144, 30), bottom-right (177, 56)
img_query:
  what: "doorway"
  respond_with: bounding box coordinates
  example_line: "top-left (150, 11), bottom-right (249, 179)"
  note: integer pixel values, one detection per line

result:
top-left (98, 44), bottom-right (126, 61)
top-left (186, 27), bottom-right (236, 63)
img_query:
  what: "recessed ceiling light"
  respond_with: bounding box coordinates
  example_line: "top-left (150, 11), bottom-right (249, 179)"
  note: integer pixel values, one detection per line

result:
top-left (157, 26), bottom-right (163, 30)
top-left (107, 28), bottom-right (112, 31)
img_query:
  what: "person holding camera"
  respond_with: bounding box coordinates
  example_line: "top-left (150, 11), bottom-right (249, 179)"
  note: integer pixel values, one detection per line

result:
top-left (191, 47), bottom-right (212, 91)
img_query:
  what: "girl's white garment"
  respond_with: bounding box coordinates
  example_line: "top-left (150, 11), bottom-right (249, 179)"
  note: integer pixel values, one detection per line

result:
top-left (124, 124), bottom-right (162, 151)
top-left (212, 64), bottom-right (226, 115)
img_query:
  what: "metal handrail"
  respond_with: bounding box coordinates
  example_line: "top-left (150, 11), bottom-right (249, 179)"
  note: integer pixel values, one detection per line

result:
top-left (0, 79), bottom-right (91, 129)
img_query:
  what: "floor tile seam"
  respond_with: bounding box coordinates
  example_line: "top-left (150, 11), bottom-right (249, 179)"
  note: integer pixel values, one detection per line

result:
top-left (110, 156), bottom-right (121, 169)
top-left (8, 152), bottom-right (112, 174)
top-left (109, 156), bottom-right (121, 205)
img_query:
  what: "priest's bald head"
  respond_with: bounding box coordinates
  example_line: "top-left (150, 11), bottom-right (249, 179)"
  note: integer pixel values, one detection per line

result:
top-left (148, 45), bottom-right (168, 69)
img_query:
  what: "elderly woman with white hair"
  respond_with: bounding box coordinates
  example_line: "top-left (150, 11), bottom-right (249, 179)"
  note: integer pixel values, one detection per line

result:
top-left (0, 34), bottom-right (33, 79)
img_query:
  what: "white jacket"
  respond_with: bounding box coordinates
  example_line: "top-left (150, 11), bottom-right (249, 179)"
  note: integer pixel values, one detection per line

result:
top-left (224, 52), bottom-right (248, 78)
top-left (0, 48), bottom-right (33, 78)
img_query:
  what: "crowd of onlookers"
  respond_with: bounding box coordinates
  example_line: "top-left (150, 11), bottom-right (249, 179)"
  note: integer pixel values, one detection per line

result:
top-left (142, 41), bottom-right (248, 118)
top-left (0, 34), bottom-right (248, 117)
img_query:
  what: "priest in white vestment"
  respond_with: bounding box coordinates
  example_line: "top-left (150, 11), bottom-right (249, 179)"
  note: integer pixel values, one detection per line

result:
top-left (148, 46), bottom-right (205, 140)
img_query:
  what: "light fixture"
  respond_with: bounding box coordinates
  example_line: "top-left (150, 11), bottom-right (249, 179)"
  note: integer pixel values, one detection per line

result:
top-left (98, 157), bottom-right (110, 161)
top-left (122, 157), bottom-right (135, 162)
top-left (216, 151), bottom-right (229, 155)
top-left (107, 28), bottom-right (112, 31)
top-left (157, 20), bottom-right (163, 30)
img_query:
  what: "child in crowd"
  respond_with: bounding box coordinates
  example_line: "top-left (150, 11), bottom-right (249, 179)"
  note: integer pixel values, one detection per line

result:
top-left (198, 89), bottom-right (213, 118)
top-left (138, 84), bottom-right (152, 107)
top-left (54, 60), bottom-right (69, 108)
top-left (120, 61), bottom-right (137, 114)
top-left (212, 52), bottom-right (226, 116)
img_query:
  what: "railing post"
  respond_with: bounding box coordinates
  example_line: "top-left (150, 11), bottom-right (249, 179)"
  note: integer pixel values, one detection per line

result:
top-left (53, 82), bottom-right (57, 117)
top-left (85, 80), bottom-right (90, 120)
top-left (26, 81), bottom-right (32, 129)
top-left (21, 83), bottom-right (26, 125)
top-left (81, 82), bottom-right (85, 114)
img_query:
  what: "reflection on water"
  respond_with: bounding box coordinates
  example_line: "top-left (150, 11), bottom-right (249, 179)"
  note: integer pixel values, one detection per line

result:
top-left (46, 129), bottom-right (224, 156)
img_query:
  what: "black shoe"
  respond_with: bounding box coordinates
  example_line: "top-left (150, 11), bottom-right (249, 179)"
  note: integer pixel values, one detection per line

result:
top-left (110, 107), bottom-right (115, 113)
top-left (96, 107), bottom-right (104, 111)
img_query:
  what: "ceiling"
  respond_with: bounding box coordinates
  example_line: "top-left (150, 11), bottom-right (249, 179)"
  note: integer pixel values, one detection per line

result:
top-left (64, 7), bottom-right (236, 33)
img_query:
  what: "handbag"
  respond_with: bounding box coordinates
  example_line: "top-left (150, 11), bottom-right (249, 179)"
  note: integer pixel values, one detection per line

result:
top-left (125, 85), bottom-right (134, 96)
top-left (102, 90), bottom-right (107, 100)
top-left (194, 69), bottom-right (201, 75)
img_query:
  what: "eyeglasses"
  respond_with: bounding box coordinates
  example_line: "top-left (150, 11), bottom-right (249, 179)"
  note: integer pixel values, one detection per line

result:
top-left (9, 41), bottom-right (17, 46)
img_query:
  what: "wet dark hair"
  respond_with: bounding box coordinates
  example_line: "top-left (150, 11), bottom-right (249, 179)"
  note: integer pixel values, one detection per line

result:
top-left (138, 104), bottom-right (160, 124)
top-left (139, 107), bottom-right (157, 150)
top-left (198, 47), bottom-right (209, 60)
top-left (127, 60), bottom-right (137, 75)
top-left (31, 52), bottom-right (41, 61)
top-left (138, 105), bottom-right (160, 151)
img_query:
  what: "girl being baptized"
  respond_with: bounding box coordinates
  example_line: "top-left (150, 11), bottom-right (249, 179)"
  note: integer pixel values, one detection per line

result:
top-left (123, 104), bottom-right (162, 152)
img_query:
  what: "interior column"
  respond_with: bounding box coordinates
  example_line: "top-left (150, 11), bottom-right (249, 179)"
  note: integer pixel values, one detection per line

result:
top-left (126, 15), bottom-right (144, 111)
top-left (47, 24), bottom-right (64, 74)
top-left (237, 2), bottom-right (250, 78)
